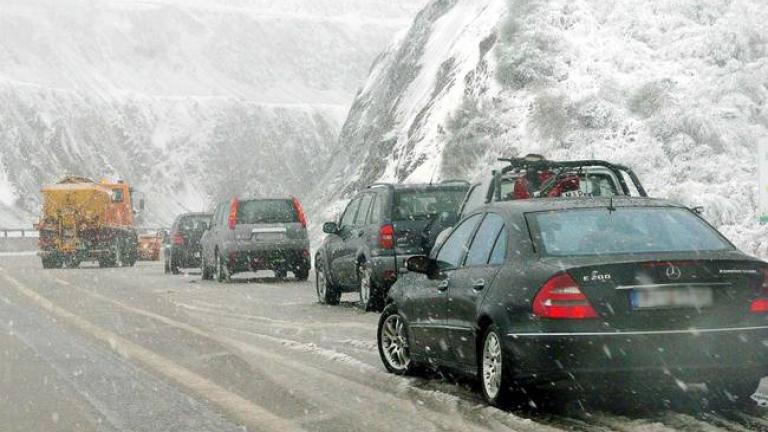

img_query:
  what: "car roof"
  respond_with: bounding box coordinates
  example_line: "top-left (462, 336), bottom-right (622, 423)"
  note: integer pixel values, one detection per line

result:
top-left (367, 183), bottom-right (469, 192)
top-left (477, 197), bottom-right (683, 218)
top-left (177, 212), bottom-right (212, 218)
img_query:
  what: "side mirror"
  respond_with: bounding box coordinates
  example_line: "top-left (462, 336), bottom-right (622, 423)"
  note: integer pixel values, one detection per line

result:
top-left (406, 256), bottom-right (442, 280)
top-left (323, 222), bottom-right (339, 234)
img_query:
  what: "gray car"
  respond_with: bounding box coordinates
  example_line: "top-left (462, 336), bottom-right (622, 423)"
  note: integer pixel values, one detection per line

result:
top-left (315, 182), bottom-right (469, 311)
top-left (200, 197), bottom-right (311, 282)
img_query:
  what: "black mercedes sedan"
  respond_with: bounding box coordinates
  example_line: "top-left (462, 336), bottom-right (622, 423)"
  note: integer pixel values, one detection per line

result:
top-left (377, 197), bottom-right (768, 406)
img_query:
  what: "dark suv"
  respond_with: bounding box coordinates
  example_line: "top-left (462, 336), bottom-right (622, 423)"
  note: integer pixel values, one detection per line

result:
top-left (164, 212), bottom-right (212, 274)
top-left (200, 197), bottom-right (311, 282)
top-left (315, 182), bottom-right (469, 311)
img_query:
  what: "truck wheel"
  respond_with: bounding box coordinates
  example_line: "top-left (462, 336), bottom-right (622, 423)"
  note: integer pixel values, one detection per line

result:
top-left (42, 256), bottom-right (62, 269)
top-left (64, 256), bottom-right (80, 269)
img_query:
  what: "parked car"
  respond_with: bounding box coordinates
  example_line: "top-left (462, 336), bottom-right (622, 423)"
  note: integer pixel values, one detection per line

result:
top-left (164, 213), bottom-right (211, 274)
top-left (378, 197), bottom-right (768, 407)
top-left (316, 181), bottom-right (469, 311)
top-left (201, 198), bottom-right (310, 282)
top-left (137, 232), bottom-right (163, 261)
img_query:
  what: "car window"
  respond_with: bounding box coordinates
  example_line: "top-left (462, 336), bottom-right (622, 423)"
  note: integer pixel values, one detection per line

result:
top-left (489, 227), bottom-right (507, 265)
top-left (356, 194), bottom-right (373, 225)
top-left (237, 200), bottom-right (298, 224)
top-left (340, 198), bottom-right (361, 228)
top-left (179, 215), bottom-right (211, 232)
top-left (368, 194), bottom-right (384, 223)
top-left (528, 207), bottom-right (733, 256)
top-left (436, 214), bottom-right (482, 268)
top-left (460, 183), bottom-right (484, 216)
top-left (216, 204), bottom-right (226, 227)
top-left (465, 213), bottom-right (505, 267)
top-left (392, 188), bottom-right (466, 221)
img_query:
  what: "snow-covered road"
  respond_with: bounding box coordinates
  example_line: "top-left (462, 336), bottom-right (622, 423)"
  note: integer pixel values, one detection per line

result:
top-left (0, 255), bottom-right (767, 431)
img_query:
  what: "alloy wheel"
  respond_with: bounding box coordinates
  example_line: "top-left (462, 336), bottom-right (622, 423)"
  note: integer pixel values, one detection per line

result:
top-left (482, 331), bottom-right (503, 401)
top-left (380, 314), bottom-right (410, 371)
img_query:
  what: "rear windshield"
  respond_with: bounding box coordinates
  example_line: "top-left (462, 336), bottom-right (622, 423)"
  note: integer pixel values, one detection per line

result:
top-left (178, 215), bottom-right (211, 232)
top-left (237, 200), bottom-right (298, 224)
top-left (527, 207), bottom-right (733, 257)
top-left (392, 188), bottom-right (467, 221)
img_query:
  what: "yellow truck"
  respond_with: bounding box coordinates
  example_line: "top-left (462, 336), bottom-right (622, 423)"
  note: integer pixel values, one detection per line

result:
top-left (36, 177), bottom-right (144, 269)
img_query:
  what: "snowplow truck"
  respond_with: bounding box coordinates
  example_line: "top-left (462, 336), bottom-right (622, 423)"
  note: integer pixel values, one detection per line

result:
top-left (36, 177), bottom-right (142, 269)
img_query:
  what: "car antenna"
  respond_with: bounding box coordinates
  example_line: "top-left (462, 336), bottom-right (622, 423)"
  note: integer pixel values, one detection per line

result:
top-left (608, 197), bottom-right (617, 213)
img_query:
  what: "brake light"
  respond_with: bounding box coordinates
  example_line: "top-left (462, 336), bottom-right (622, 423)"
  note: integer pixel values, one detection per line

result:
top-left (172, 232), bottom-right (185, 246)
top-left (750, 269), bottom-right (768, 313)
top-left (292, 197), bottom-right (308, 228)
top-left (379, 224), bottom-right (394, 250)
top-left (533, 273), bottom-right (598, 319)
top-left (228, 198), bottom-right (238, 230)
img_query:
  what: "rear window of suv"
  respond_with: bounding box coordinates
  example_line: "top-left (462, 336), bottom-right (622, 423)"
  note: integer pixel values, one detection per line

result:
top-left (237, 199), bottom-right (298, 224)
top-left (527, 207), bottom-right (733, 257)
top-left (392, 188), bottom-right (466, 221)
top-left (178, 215), bottom-right (211, 232)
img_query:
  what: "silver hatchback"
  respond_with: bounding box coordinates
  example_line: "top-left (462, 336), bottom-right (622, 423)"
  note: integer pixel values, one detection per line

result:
top-left (200, 198), bottom-right (311, 282)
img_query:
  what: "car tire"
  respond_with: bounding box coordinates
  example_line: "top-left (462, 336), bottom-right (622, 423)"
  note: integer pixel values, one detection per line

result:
top-left (295, 267), bottom-right (310, 281)
top-left (378, 304), bottom-right (416, 375)
top-left (315, 257), bottom-right (340, 305)
top-left (706, 375), bottom-right (761, 407)
top-left (215, 251), bottom-right (231, 283)
top-left (479, 324), bottom-right (513, 406)
top-left (201, 255), bottom-right (213, 280)
top-left (357, 262), bottom-right (382, 312)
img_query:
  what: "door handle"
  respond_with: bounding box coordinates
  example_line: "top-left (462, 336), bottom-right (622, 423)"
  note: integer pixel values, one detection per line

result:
top-left (472, 279), bottom-right (486, 291)
top-left (437, 279), bottom-right (449, 292)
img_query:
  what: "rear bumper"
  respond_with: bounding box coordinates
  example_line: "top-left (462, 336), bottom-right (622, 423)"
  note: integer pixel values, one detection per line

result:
top-left (227, 242), bottom-right (310, 273)
top-left (170, 245), bottom-right (203, 268)
top-left (504, 326), bottom-right (768, 384)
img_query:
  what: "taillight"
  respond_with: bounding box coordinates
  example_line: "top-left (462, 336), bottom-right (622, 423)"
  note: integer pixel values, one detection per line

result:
top-left (533, 273), bottom-right (598, 319)
top-left (750, 269), bottom-right (768, 314)
top-left (379, 224), bottom-right (394, 250)
top-left (172, 232), bottom-right (185, 246)
top-left (292, 197), bottom-right (308, 228)
top-left (228, 198), bottom-right (238, 230)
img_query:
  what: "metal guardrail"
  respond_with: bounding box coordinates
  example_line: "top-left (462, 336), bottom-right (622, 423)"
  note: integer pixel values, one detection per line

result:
top-left (0, 229), bottom-right (39, 238)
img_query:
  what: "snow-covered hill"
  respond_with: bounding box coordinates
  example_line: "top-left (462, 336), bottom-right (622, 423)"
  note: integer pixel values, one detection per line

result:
top-left (0, 0), bottom-right (423, 226)
top-left (321, 0), bottom-right (768, 256)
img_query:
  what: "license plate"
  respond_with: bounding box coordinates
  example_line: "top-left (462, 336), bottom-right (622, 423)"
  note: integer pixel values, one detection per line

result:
top-left (256, 233), bottom-right (284, 242)
top-left (631, 287), bottom-right (713, 310)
